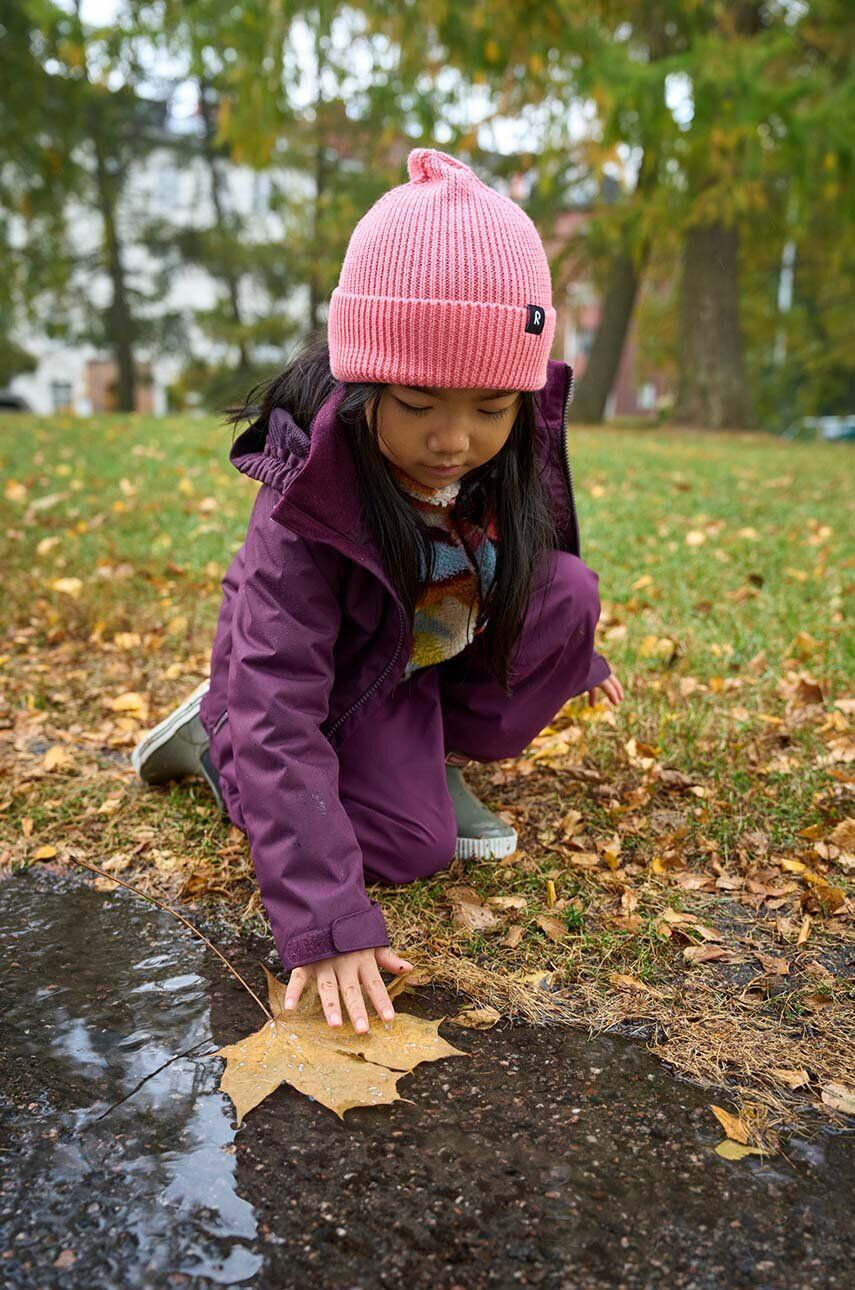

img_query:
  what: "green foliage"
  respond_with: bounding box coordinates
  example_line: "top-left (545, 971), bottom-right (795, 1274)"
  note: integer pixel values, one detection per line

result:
top-left (2, 1), bottom-right (852, 421)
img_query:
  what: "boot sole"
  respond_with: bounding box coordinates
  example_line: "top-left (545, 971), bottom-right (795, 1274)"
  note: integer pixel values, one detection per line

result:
top-left (455, 830), bottom-right (518, 860)
top-left (130, 678), bottom-right (210, 779)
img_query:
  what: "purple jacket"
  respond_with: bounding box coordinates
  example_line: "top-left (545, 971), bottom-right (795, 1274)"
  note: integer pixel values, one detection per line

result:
top-left (199, 359), bottom-right (595, 971)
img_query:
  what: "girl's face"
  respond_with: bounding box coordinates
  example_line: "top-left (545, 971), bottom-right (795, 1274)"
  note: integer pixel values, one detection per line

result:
top-left (372, 383), bottom-right (521, 488)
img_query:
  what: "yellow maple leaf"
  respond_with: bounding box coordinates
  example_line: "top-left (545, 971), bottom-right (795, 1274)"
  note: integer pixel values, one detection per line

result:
top-left (214, 965), bottom-right (468, 1124)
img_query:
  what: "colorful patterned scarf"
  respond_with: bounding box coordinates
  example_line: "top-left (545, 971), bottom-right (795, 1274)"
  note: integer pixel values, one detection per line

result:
top-left (386, 461), bottom-right (500, 678)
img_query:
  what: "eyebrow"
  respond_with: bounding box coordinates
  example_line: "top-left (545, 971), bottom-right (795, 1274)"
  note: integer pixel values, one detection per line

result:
top-left (402, 385), bottom-right (513, 401)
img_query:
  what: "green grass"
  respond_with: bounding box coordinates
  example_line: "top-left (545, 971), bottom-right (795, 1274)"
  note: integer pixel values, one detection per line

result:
top-left (1, 413), bottom-right (850, 669)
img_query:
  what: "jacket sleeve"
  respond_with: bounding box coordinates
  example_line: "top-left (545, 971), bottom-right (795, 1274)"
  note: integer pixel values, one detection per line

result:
top-left (226, 484), bottom-right (390, 971)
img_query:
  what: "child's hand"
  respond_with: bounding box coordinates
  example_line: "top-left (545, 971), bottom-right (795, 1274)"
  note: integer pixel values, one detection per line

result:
top-left (587, 672), bottom-right (624, 707)
top-left (282, 945), bottom-right (414, 1032)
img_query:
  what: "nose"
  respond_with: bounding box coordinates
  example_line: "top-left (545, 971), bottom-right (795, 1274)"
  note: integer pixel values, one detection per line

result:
top-left (426, 422), bottom-right (470, 458)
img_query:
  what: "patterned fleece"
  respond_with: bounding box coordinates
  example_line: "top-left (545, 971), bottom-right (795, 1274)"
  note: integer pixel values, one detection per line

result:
top-left (386, 460), bottom-right (500, 678)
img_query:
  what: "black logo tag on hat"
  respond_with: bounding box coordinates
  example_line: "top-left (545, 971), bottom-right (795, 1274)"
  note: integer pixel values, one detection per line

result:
top-left (525, 304), bottom-right (545, 335)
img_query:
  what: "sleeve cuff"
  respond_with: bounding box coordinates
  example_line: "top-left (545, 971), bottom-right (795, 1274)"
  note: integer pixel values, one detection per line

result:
top-left (277, 900), bottom-right (390, 971)
top-left (583, 650), bottom-right (611, 692)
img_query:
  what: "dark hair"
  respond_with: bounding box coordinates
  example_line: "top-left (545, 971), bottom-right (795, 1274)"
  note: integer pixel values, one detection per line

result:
top-left (224, 330), bottom-right (560, 694)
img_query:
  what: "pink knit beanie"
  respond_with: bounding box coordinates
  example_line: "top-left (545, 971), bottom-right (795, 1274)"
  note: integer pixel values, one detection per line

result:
top-left (327, 148), bottom-right (556, 391)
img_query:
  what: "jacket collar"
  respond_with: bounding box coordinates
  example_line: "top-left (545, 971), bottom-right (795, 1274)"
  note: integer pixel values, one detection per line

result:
top-left (229, 358), bottom-right (572, 593)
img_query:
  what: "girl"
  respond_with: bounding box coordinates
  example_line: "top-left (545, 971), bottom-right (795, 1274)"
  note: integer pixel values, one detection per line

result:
top-left (132, 148), bottom-right (622, 1037)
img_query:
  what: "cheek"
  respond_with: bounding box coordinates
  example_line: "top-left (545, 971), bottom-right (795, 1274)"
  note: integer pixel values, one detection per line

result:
top-left (377, 413), bottom-right (416, 463)
top-left (483, 422), bottom-right (514, 457)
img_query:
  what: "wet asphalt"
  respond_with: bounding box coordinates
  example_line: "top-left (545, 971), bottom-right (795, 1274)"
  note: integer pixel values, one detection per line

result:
top-left (1, 868), bottom-right (852, 1290)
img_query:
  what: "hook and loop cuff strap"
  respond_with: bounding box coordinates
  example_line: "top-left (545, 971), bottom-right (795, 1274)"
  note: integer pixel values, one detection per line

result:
top-left (278, 900), bottom-right (390, 971)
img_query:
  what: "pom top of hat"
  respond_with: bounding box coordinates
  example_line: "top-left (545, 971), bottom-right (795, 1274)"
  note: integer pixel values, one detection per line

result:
top-left (406, 148), bottom-right (481, 185)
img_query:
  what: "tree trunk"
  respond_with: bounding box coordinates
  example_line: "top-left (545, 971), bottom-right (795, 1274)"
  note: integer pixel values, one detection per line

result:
top-left (198, 82), bottom-right (249, 370)
top-left (75, 0), bottom-right (135, 413)
top-left (571, 249), bottom-right (646, 423)
top-left (92, 129), bottom-right (136, 413)
top-left (672, 221), bottom-right (753, 429)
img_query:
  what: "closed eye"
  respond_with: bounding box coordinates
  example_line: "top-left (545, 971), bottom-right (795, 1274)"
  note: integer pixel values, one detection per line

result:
top-left (396, 398), bottom-right (512, 421)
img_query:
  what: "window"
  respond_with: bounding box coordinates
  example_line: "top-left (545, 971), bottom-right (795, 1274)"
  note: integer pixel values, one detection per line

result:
top-left (51, 381), bottom-right (73, 413)
top-left (639, 382), bottom-right (657, 411)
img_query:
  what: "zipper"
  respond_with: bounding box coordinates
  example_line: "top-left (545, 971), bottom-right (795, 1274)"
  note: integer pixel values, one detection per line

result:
top-left (558, 366), bottom-right (581, 556)
top-left (323, 600), bottom-right (408, 740)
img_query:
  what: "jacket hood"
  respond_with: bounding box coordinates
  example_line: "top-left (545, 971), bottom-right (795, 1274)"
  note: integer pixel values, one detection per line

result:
top-left (228, 357), bottom-right (573, 580)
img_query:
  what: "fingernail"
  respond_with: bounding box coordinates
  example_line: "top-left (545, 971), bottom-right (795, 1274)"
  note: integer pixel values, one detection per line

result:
top-left (284, 998), bottom-right (295, 1009)
top-left (382, 1008), bottom-right (394, 1021)
top-left (355, 1019), bottom-right (368, 1033)
top-left (400, 962), bottom-right (414, 971)
top-left (330, 1013), bottom-right (341, 1026)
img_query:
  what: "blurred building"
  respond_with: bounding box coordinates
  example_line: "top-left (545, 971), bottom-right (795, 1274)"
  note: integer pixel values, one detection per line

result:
top-left (8, 98), bottom-right (300, 417)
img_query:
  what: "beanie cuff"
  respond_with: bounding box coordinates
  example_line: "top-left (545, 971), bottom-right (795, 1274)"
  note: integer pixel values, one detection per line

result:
top-left (327, 288), bottom-right (556, 391)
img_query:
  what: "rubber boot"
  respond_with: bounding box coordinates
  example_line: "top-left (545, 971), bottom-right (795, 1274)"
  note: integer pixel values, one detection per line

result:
top-left (445, 764), bottom-right (518, 859)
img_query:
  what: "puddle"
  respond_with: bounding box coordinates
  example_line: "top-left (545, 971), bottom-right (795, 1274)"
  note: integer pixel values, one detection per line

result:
top-left (2, 868), bottom-right (853, 1290)
top-left (1, 869), bottom-right (262, 1288)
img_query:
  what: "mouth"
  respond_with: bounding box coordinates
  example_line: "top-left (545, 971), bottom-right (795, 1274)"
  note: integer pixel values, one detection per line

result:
top-left (421, 463), bottom-right (467, 478)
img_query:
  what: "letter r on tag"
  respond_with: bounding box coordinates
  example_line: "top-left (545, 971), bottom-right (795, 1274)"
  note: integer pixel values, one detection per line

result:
top-left (525, 304), bottom-right (545, 335)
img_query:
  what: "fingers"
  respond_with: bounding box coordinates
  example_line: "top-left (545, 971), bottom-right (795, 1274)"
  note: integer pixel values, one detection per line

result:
top-left (604, 674), bottom-right (624, 704)
top-left (591, 674), bottom-right (624, 706)
top-left (374, 945), bottom-right (414, 973)
top-left (359, 959), bottom-right (396, 1024)
top-left (338, 970), bottom-right (371, 1034)
top-left (315, 964), bottom-right (342, 1027)
top-left (284, 966), bottom-right (308, 1011)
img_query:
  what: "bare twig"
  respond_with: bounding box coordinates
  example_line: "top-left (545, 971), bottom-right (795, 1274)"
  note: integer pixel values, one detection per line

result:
top-left (65, 851), bottom-right (273, 1020)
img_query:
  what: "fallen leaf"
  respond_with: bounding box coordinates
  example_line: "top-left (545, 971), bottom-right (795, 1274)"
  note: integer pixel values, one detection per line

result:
top-left (448, 885), bottom-right (500, 932)
top-left (109, 691), bottom-right (148, 714)
top-left (43, 745), bottom-right (75, 772)
top-left (640, 635), bottom-right (678, 664)
top-left (559, 808), bottom-right (583, 838)
top-left (801, 992), bottom-right (833, 1012)
top-left (788, 631), bottom-right (820, 661)
top-left (828, 818), bottom-right (855, 854)
top-left (820, 1083), bottom-right (855, 1116)
top-left (535, 914), bottom-right (568, 942)
top-left (214, 965), bottom-right (468, 1123)
top-left (500, 925), bottom-right (524, 949)
top-left (485, 895), bottom-right (528, 911)
top-left (386, 968), bottom-right (434, 1000)
top-left (450, 1006), bottom-right (501, 1030)
top-left (608, 973), bottom-right (663, 997)
top-left (683, 944), bottom-right (731, 964)
top-left (710, 1104), bottom-right (751, 1144)
top-left (625, 736), bottom-right (659, 768)
top-left (714, 1140), bottom-right (765, 1161)
top-left (51, 577), bottom-right (83, 598)
top-left (516, 969), bottom-right (557, 991)
top-left (33, 844), bottom-right (58, 860)
top-left (769, 1068), bottom-right (810, 1089)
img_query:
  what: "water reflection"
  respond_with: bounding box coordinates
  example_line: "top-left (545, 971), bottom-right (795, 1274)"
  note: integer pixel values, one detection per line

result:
top-left (1, 870), bottom-right (262, 1286)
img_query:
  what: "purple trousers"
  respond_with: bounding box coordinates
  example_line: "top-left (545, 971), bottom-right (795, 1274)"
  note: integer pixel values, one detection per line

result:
top-left (208, 547), bottom-right (609, 888)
